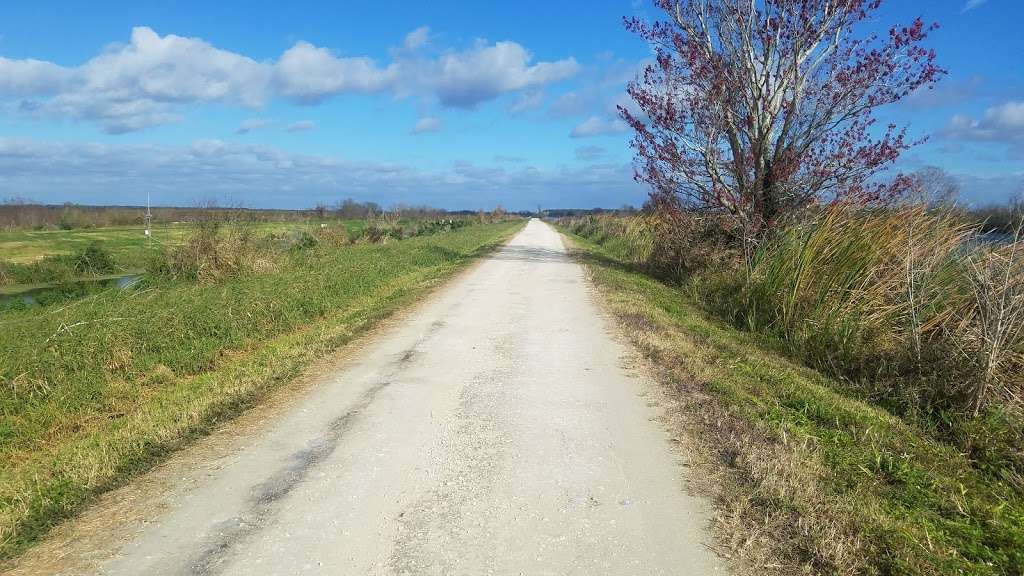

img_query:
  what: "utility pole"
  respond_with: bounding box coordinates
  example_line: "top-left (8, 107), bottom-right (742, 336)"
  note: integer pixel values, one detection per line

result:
top-left (144, 191), bottom-right (152, 244)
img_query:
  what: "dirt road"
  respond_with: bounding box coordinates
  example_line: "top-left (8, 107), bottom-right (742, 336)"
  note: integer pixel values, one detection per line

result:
top-left (23, 220), bottom-right (725, 575)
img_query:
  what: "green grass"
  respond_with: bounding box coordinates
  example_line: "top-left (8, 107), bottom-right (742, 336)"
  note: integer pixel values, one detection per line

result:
top-left (564, 231), bottom-right (1023, 575)
top-left (0, 220), bottom-right (522, 561)
top-left (0, 221), bottom-right (368, 265)
top-left (0, 220), bottom-right (372, 297)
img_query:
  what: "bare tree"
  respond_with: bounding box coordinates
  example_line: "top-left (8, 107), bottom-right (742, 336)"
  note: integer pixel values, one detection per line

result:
top-left (909, 166), bottom-right (960, 207)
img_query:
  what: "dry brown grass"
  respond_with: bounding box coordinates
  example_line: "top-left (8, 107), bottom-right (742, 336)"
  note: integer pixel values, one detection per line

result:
top-left (150, 222), bottom-right (284, 282)
top-left (565, 206), bottom-right (1024, 419)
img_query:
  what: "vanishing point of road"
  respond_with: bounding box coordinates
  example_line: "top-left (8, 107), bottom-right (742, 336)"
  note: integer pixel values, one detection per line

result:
top-left (17, 220), bottom-right (725, 575)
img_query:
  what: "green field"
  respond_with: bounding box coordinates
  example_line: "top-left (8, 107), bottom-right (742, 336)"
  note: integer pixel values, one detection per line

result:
top-left (0, 220), bottom-right (522, 560)
top-left (0, 220), bottom-right (376, 297)
top-left (0, 221), bottom-right (368, 265)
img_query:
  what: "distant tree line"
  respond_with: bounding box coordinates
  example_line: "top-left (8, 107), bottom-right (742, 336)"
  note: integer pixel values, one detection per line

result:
top-left (0, 198), bottom-right (518, 231)
top-left (0, 200), bottom-right (331, 231)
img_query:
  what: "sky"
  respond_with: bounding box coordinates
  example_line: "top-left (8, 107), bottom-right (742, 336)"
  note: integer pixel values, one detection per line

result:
top-left (0, 0), bottom-right (1021, 211)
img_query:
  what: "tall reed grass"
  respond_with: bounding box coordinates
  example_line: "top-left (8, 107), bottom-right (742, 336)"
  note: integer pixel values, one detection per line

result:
top-left (738, 206), bottom-right (1022, 417)
top-left (563, 206), bottom-right (1024, 419)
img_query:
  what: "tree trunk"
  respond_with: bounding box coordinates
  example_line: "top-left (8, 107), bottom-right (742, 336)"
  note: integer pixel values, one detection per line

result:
top-left (759, 162), bottom-right (778, 229)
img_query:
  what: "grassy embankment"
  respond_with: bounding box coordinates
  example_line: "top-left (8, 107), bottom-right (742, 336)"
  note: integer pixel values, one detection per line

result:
top-left (562, 221), bottom-right (1022, 575)
top-left (0, 219), bottom-right (522, 561)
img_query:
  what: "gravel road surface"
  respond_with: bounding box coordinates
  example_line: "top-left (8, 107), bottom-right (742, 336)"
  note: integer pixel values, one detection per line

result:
top-left (20, 219), bottom-right (725, 575)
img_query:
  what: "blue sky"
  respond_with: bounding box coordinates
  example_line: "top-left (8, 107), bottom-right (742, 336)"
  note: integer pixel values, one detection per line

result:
top-left (0, 0), bottom-right (1021, 210)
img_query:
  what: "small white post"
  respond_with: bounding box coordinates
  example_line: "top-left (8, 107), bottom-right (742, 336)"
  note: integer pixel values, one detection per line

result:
top-left (144, 191), bottom-right (152, 242)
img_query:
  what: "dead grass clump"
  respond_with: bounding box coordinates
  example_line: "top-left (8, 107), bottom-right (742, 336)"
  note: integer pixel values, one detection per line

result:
top-left (956, 230), bottom-right (1024, 416)
top-left (312, 226), bottom-right (354, 247)
top-left (148, 222), bottom-right (282, 282)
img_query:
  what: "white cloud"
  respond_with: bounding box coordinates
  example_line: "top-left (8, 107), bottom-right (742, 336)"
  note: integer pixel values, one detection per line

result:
top-left (943, 101), bottom-right (1024, 162)
top-left (286, 120), bottom-right (315, 132)
top-left (0, 137), bottom-right (645, 210)
top-left (6, 27), bottom-right (272, 133)
top-left (410, 117), bottom-right (441, 134)
top-left (570, 115), bottom-right (629, 138)
top-left (0, 57), bottom-right (72, 96)
top-left (403, 26), bottom-right (431, 51)
top-left (429, 41), bottom-right (578, 108)
top-left (962, 0), bottom-right (988, 13)
top-left (84, 27), bottom-right (270, 106)
top-left (0, 27), bottom-right (579, 132)
top-left (945, 101), bottom-right (1024, 142)
top-left (274, 41), bottom-right (395, 103)
top-left (983, 101), bottom-right (1024, 130)
top-left (234, 118), bottom-right (271, 134)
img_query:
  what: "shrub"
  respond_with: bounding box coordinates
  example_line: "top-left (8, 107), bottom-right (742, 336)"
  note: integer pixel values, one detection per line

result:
top-left (364, 224), bottom-right (390, 244)
top-left (643, 213), bottom-right (739, 281)
top-left (312, 226), bottom-right (354, 247)
top-left (148, 222), bottom-right (281, 282)
top-left (72, 241), bottom-right (117, 276)
top-left (287, 230), bottom-right (319, 251)
top-left (563, 212), bottom-right (739, 281)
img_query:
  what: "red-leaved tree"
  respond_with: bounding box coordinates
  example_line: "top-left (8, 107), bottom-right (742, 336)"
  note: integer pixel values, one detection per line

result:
top-left (621, 0), bottom-right (944, 234)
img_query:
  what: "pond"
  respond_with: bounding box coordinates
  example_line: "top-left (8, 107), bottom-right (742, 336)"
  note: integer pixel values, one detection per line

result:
top-left (0, 273), bottom-right (142, 309)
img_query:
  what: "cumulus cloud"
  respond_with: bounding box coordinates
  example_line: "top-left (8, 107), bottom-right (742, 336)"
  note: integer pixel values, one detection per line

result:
top-left (410, 116), bottom-right (441, 134)
top-left (5, 27), bottom-right (271, 133)
top-left (285, 120), bottom-right (315, 132)
top-left (0, 57), bottom-right (72, 96)
top-left (0, 26), bottom-right (579, 132)
top-left (85, 27), bottom-right (270, 106)
top-left (429, 41), bottom-right (577, 108)
top-left (0, 137), bottom-right (644, 209)
top-left (945, 101), bottom-right (1024, 142)
top-left (570, 115), bottom-right (629, 138)
top-left (942, 101), bottom-right (1024, 162)
top-left (234, 118), bottom-right (271, 134)
top-left (274, 42), bottom-right (395, 103)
